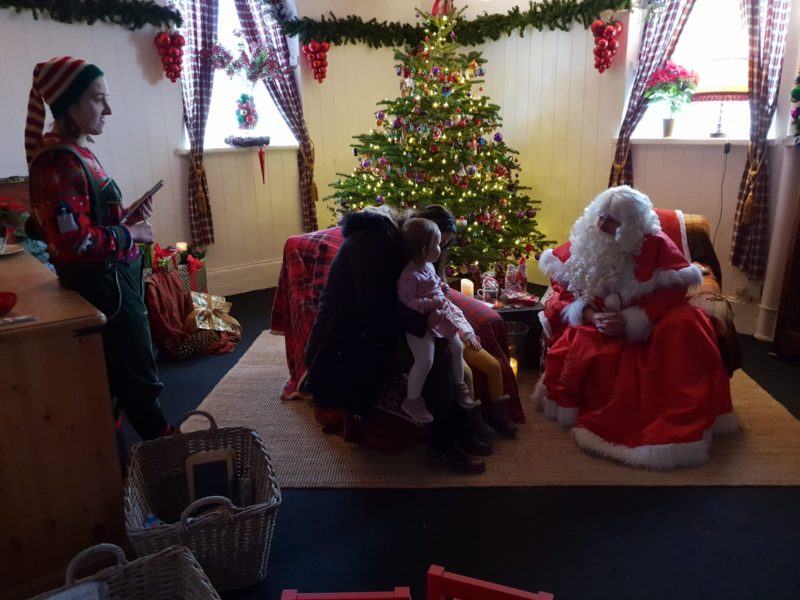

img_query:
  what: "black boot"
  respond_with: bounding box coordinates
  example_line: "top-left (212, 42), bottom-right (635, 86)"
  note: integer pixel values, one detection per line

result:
top-left (489, 394), bottom-right (518, 438)
top-left (468, 405), bottom-right (498, 442)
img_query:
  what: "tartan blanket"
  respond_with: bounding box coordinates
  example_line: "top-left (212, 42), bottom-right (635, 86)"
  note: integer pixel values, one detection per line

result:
top-left (270, 227), bottom-right (523, 421)
top-left (270, 227), bottom-right (343, 397)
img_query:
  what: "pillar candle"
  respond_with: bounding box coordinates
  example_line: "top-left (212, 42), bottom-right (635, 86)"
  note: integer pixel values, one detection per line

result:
top-left (460, 278), bottom-right (474, 297)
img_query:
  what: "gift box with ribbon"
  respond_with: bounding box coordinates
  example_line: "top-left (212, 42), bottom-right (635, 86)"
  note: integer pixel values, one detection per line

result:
top-left (149, 243), bottom-right (180, 272)
top-left (186, 292), bottom-right (242, 337)
top-left (177, 254), bottom-right (208, 293)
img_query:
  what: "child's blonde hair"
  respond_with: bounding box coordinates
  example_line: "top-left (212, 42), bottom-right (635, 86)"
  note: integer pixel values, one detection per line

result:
top-left (402, 217), bottom-right (439, 264)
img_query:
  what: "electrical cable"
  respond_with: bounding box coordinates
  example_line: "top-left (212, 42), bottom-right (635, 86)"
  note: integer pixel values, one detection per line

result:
top-left (713, 142), bottom-right (732, 247)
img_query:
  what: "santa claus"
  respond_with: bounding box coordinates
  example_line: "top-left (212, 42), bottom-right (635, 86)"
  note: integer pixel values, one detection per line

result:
top-left (534, 186), bottom-right (738, 470)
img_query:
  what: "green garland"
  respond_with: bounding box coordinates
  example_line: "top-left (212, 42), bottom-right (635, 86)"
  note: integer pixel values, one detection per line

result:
top-left (1, 0), bottom-right (182, 31)
top-left (281, 0), bottom-right (630, 48)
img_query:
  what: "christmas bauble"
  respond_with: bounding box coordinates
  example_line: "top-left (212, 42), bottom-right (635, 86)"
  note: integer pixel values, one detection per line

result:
top-left (154, 31), bottom-right (172, 47)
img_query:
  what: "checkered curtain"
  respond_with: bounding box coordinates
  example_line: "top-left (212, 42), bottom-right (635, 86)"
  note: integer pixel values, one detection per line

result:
top-left (608, 0), bottom-right (696, 187)
top-left (176, 0), bottom-right (218, 247)
top-left (729, 0), bottom-right (792, 280)
top-left (234, 0), bottom-right (318, 232)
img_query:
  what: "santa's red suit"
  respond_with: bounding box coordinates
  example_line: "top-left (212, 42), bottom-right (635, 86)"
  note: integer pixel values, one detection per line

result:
top-left (537, 231), bottom-right (737, 469)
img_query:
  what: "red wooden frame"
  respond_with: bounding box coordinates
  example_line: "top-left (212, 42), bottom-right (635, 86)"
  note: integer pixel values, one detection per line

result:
top-left (426, 565), bottom-right (554, 600)
top-left (280, 589), bottom-right (412, 600)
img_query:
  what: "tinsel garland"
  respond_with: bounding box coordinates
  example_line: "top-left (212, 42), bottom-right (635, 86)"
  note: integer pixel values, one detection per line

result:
top-left (281, 0), bottom-right (630, 48)
top-left (1, 0), bottom-right (182, 31)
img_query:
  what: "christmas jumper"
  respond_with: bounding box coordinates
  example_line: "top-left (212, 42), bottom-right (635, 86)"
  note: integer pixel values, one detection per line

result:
top-left (28, 134), bottom-right (168, 440)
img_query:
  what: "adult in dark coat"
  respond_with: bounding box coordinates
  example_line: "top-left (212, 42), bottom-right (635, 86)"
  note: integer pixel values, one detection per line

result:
top-left (304, 206), bottom-right (487, 474)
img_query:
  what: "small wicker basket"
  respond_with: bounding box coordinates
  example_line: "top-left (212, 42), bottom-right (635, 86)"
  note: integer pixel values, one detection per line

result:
top-left (29, 544), bottom-right (220, 599)
top-left (124, 411), bottom-right (281, 592)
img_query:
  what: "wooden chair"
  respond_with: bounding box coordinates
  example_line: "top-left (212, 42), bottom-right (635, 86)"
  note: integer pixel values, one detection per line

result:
top-left (426, 565), bottom-right (554, 600)
top-left (280, 589), bottom-right (412, 600)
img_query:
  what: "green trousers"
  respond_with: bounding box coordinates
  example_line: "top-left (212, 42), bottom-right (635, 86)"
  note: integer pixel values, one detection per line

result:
top-left (59, 255), bottom-right (168, 440)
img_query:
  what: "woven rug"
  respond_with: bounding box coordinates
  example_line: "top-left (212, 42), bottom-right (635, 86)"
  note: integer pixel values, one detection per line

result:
top-left (185, 330), bottom-right (800, 488)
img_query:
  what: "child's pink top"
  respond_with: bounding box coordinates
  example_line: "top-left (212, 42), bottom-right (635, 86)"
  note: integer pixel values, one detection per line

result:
top-left (397, 262), bottom-right (459, 338)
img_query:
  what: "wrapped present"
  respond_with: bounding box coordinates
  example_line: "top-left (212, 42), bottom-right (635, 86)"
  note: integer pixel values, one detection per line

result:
top-left (177, 254), bottom-right (208, 293)
top-left (186, 291), bottom-right (242, 336)
top-left (153, 243), bottom-right (180, 272)
top-left (138, 242), bottom-right (154, 269)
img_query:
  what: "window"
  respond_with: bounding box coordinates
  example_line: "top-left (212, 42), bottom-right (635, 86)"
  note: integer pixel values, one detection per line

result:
top-left (203, 1), bottom-right (298, 149)
top-left (633, 0), bottom-right (755, 141)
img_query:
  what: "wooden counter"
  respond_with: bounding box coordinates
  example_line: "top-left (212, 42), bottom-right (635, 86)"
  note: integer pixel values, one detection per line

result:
top-left (0, 250), bottom-right (125, 598)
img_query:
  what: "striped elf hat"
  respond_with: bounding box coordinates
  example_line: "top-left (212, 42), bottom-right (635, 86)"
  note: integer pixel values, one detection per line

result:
top-left (25, 56), bottom-right (103, 167)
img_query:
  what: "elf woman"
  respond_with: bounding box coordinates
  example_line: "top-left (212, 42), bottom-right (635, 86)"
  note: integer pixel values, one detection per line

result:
top-left (26, 57), bottom-right (172, 442)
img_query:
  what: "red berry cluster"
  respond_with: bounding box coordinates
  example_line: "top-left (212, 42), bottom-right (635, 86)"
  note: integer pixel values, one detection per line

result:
top-left (301, 40), bottom-right (330, 83)
top-left (591, 19), bottom-right (623, 74)
top-left (154, 31), bottom-right (185, 83)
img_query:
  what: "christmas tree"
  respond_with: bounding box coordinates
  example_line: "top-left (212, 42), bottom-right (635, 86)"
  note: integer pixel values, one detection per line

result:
top-left (328, 3), bottom-right (551, 277)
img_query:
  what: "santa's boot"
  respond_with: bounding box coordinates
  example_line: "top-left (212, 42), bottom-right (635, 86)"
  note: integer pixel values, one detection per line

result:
top-left (488, 394), bottom-right (518, 438)
top-left (468, 404), bottom-right (498, 442)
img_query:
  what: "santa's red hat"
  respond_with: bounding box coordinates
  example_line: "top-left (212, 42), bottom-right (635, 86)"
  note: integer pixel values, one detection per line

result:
top-left (25, 56), bottom-right (104, 167)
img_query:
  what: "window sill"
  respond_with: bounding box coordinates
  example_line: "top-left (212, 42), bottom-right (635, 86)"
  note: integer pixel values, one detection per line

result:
top-left (620, 136), bottom-right (779, 147)
top-left (175, 143), bottom-right (300, 156)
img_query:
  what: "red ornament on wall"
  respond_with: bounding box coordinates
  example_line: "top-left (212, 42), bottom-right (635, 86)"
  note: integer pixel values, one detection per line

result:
top-left (590, 18), bottom-right (623, 74)
top-left (301, 39), bottom-right (330, 83)
top-left (154, 31), bottom-right (185, 83)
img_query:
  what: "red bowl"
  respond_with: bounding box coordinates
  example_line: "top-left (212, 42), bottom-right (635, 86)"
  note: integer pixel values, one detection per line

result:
top-left (0, 291), bottom-right (17, 316)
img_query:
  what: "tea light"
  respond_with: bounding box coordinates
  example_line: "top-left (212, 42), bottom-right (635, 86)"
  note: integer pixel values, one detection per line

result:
top-left (175, 242), bottom-right (189, 252)
top-left (510, 357), bottom-right (518, 377)
top-left (460, 278), bottom-right (474, 297)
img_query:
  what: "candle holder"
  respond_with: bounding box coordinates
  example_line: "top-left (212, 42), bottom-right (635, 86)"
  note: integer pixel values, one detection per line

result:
top-left (505, 321), bottom-right (529, 376)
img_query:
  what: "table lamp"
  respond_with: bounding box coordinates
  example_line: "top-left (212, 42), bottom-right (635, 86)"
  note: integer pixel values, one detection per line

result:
top-left (693, 56), bottom-right (748, 138)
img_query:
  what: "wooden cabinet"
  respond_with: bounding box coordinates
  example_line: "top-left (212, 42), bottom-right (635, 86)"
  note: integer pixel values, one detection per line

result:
top-left (0, 251), bottom-right (125, 598)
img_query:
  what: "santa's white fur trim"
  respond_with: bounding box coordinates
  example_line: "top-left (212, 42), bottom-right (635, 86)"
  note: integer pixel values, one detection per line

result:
top-left (532, 376), bottom-right (547, 411)
top-left (562, 297), bottom-right (589, 327)
top-left (618, 264), bottom-right (703, 306)
top-left (712, 411), bottom-right (739, 434)
top-left (572, 427), bottom-right (713, 470)
top-left (621, 305), bottom-right (651, 342)
top-left (539, 249), bottom-right (567, 283)
top-left (571, 410), bottom-right (738, 470)
top-left (540, 397), bottom-right (578, 428)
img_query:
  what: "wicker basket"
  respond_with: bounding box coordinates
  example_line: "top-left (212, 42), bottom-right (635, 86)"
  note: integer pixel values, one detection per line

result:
top-left (124, 411), bottom-right (281, 592)
top-left (29, 544), bottom-right (220, 599)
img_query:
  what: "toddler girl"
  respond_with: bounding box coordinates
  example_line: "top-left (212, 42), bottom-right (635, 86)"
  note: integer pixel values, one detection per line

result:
top-left (397, 217), bottom-right (477, 423)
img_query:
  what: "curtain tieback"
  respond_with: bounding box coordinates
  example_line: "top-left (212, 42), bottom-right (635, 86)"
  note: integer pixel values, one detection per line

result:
top-left (741, 162), bottom-right (764, 225)
top-left (189, 154), bottom-right (209, 214)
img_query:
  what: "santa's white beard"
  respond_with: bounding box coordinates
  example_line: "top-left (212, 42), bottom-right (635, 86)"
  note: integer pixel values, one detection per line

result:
top-left (565, 226), bottom-right (637, 299)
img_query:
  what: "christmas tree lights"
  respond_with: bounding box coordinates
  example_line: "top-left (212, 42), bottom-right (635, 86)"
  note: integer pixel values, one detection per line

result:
top-left (329, 5), bottom-right (551, 276)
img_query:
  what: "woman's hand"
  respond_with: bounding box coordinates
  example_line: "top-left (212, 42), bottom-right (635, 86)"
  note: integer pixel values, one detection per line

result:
top-left (123, 194), bottom-right (154, 225)
top-left (594, 312), bottom-right (626, 337)
top-left (127, 221), bottom-right (155, 244)
top-left (464, 335), bottom-right (481, 351)
top-left (429, 296), bottom-right (446, 311)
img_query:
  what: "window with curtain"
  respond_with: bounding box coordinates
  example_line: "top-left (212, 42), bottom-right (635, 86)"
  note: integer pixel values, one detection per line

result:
top-left (202, 0), bottom-right (298, 149)
top-left (633, 0), bottom-right (755, 140)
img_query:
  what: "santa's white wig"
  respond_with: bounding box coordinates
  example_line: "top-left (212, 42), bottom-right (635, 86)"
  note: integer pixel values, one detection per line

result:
top-left (563, 186), bottom-right (661, 299)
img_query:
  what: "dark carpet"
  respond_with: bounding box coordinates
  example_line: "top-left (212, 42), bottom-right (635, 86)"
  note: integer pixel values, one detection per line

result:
top-left (136, 289), bottom-right (800, 600)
